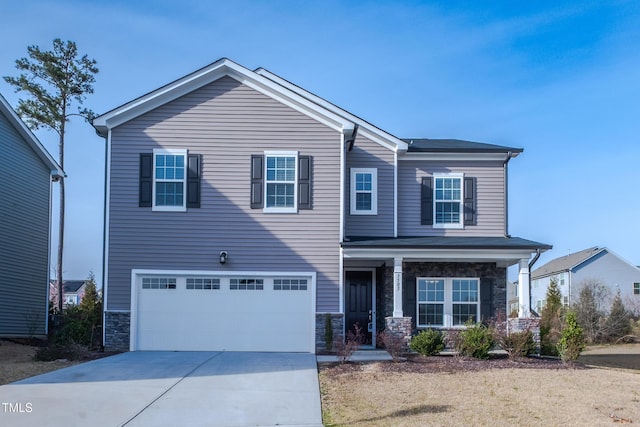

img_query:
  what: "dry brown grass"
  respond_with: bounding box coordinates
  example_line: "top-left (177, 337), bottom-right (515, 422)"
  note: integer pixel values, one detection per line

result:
top-left (0, 339), bottom-right (78, 385)
top-left (319, 355), bottom-right (640, 426)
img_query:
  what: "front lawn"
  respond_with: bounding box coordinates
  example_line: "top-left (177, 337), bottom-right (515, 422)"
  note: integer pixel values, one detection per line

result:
top-left (319, 354), bottom-right (639, 426)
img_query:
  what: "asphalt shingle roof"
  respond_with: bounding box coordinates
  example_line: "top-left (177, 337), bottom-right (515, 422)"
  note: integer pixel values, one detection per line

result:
top-left (403, 138), bottom-right (523, 153)
top-left (531, 246), bottom-right (603, 278)
top-left (342, 236), bottom-right (551, 250)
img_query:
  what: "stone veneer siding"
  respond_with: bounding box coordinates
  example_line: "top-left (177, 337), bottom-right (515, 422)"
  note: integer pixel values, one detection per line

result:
top-left (104, 311), bottom-right (131, 351)
top-left (381, 262), bottom-right (507, 332)
top-left (316, 313), bottom-right (344, 352)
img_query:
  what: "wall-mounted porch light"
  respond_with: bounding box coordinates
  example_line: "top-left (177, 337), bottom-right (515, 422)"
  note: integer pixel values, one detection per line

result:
top-left (219, 251), bottom-right (228, 264)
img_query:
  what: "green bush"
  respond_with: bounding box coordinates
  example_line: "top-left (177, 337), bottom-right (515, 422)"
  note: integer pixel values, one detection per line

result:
top-left (502, 330), bottom-right (536, 358)
top-left (557, 310), bottom-right (585, 362)
top-left (324, 313), bottom-right (334, 352)
top-left (410, 329), bottom-right (445, 356)
top-left (456, 321), bottom-right (494, 359)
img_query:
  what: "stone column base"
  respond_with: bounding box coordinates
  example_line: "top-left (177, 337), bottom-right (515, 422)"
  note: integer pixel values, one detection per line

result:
top-left (385, 317), bottom-right (412, 347)
top-left (508, 317), bottom-right (541, 354)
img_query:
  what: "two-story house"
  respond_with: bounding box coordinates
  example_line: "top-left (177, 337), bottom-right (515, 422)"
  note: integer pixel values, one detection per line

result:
top-left (93, 58), bottom-right (550, 352)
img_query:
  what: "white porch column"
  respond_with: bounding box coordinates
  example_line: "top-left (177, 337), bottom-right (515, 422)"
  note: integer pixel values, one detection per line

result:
top-left (517, 258), bottom-right (531, 318)
top-left (393, 257), bottom-right (403, 317)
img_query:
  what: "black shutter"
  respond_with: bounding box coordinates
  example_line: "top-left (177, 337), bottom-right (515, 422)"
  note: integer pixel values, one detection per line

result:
top-left (187, 154), bottom-right (201, 208)
top-left (464, 177), bottom-right (476, 225)
top-left (250, 155), bottom-right (264, 209)
top-left (298, 155), bottom-right (312, 210)
top-left (139, 153), bottom-right (153, 207)
top-left (480, 278), bottom-right (494, 323)
top-left (420, 176), bottom-right (433, 225)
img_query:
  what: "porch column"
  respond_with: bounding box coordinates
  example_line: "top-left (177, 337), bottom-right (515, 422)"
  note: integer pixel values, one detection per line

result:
top-left (393, 257), bottom-right (403, 317)
top-left (517, 258), bottom-right (531, 318)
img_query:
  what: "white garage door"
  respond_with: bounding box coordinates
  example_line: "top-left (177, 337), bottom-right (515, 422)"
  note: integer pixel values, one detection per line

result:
top-left (132, 271), bottom-right (315, 352)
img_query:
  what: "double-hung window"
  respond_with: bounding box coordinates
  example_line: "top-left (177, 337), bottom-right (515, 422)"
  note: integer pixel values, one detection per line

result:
top-left (634, 283), bottom-right (640, 295)
top-left (433, 174), bottom-right (463, 228)
top-left (350, 168), bottom-right (377, 215)
top-left (265, 151), bottom-right (297, 213)
top-left (153, 149), bottom-right (187, 211)
top-left (417, 278), bottom-right (479, 327)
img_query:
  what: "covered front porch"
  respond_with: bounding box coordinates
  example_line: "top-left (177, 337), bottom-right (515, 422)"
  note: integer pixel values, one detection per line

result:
top-left (341, 236), bottom-right (552, 346)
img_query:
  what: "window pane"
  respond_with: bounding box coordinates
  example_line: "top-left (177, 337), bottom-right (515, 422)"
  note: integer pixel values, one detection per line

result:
top-left (266, 183), bottom-right (294, 208)
top-left (156, 182), bottom-right (184, 206)
top-left (436, 202), bottom-right (460, 224)
top-left (419, 303), bottom-right (444, 326)
top-left (355, 193), bottom-right (372, 210)
top-left (453, 304), bottom-right (476, 325)
top-left (452, 279), bottom-right (478, 302)
top-left (418, 279), bottom-right (445, 302)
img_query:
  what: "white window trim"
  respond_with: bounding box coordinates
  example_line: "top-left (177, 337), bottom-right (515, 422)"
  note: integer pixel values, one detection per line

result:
top-left (416, 277), bottom-right (480, 328)
top-left (263, 150), bottom-right (298, 214)
top-left (152, 148), bottom-right (187, 212)
top-left (350, 168), bottom-right (378, 215)
top-left (432, 173), bottom-right (464, 229)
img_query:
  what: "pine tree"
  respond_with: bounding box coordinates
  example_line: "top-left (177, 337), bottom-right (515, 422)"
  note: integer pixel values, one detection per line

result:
top-left (540, 277), bottom-right (563, 355)
top-left (604, 290), bottom-right (631, 342)
top-left (4, 39), bottom-right (98, 312)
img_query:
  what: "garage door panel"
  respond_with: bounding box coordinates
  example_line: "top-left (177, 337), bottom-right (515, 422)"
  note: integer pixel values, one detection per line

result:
top-left (135, 274), bottom-right (313, 352)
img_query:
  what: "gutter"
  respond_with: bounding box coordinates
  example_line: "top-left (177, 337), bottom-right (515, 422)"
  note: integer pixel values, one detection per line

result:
top-left (503, 152), bottom-right (512, 237)
top-left (528, 248), bottom-right (542, 316)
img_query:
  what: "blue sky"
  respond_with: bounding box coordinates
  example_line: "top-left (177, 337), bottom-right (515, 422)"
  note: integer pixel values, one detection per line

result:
top-left (2, 0), bottom-right (639, 283)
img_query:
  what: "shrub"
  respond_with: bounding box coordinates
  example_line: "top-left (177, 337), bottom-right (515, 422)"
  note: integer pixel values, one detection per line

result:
top-left (539, 277), bottom-right (563, 355)
top-left (455, 321), bottom-right (494, 359)
top-left (334, 323), bottom-right (363, 364)
top-left (502, 330), bottom-right (536, 358)
top-left (557, 310), bottom-right (585, 362)
top-left (34, 342), bottom-right (85, 361)
top-left (377, 330), bottom-right (407, 361)
top-left (410, 329), bottom-right (445, 356)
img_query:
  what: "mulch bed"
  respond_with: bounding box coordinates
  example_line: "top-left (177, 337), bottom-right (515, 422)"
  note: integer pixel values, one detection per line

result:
top-left (319, 353), bottom-right (586, 375)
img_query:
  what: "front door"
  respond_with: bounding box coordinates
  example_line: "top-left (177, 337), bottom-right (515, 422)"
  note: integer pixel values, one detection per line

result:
top-left (345, 271), bottom-right (373, 344)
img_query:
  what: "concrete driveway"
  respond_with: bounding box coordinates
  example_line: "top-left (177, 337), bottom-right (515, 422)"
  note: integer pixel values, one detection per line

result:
top-left (0, 351), bottom-right (323, 427)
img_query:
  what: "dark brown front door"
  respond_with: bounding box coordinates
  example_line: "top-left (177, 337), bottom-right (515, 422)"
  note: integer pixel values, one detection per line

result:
top-left (345, 271), bottom-right (373, 344)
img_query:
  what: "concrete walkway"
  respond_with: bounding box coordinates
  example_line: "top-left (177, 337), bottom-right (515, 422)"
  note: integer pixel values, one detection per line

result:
top-left (0, 351), bottom-right (323, 427)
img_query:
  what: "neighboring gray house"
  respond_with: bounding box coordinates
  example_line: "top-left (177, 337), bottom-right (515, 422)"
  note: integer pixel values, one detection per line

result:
top-left (0, 93), bottom-right (63, 337)
top-left (531, 247), bottom-right (640, 313)
top-left (92, 58), bottom-right (550, 352)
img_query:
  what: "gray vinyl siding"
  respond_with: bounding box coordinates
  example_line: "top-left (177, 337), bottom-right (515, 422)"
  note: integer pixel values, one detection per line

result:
top-left (345, 135), bottom-right (394, 237)
top-left (0, 110), bottom-right (50, 336)
top-left (397, 160), bottom-right (505, 237)
top-left (107, 76), bottom-right (341, 312)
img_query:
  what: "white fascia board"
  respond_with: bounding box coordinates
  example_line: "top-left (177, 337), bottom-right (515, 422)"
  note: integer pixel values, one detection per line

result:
top-left (398, 152), bottom-right (514, 162)
top-left (131, 269), bottom-right (316, 277)
top-left (343, 248), bottom-right (535, 264)
top-left (93, 58), bottom-right (353, 136)
top-left (256, 68), bottom-right (408, 153)
top-left (0, 93), bottom-right (64, 177)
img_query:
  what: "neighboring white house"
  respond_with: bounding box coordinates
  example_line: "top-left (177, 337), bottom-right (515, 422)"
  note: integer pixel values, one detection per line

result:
top-left (531, 247), bottom-right (640, 313)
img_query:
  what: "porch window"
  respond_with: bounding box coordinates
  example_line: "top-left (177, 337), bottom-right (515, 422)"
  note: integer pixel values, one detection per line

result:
top-left (417, 277), bottom-right (479, 327)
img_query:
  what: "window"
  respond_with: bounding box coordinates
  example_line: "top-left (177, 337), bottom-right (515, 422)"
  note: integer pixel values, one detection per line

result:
top-left (265, 152), bottom-right (297, 212)
top-left (153, 149), bottom-right (187, 211)
top-left (433, 174), bottom-right (463, 228)
top-left (634, 283), bottom-right (640, 295)
top-left (186, 278), bottom-right (220, 290)
top-left (417, 278), bottom-right (479, 327)
top-left (142, 278), bottom-right (177, 289)
top-left (230, 278), bottom-right (264, 290)
top-left (273, 279), bottom-right (308, 291)
top-left (350, 168), bottom-right (377, 215)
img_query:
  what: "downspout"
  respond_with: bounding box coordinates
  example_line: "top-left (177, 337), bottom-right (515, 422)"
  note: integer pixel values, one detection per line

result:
top-left (528, 249), bottom-right (541, 316)
top-left (503, 152), bottom-right (512, 237)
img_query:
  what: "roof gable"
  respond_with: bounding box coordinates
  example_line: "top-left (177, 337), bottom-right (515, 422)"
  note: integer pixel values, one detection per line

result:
top-left (0, 93), bottom-right (63, 177)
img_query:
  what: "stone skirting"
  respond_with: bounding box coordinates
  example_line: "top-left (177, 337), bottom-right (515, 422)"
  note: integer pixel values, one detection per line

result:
top-left (316, 313), bottom-right (344, 352)
top-left (385, 317), bottom-right (412, 346)
top-left (104, 311), bottom-right (130, 352)
top-left (508, 317), bottom-right (541, 353)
